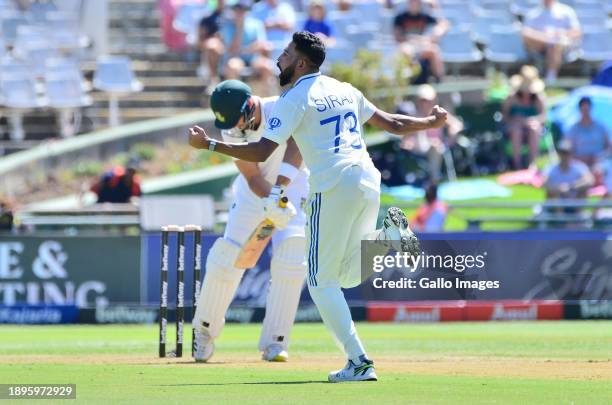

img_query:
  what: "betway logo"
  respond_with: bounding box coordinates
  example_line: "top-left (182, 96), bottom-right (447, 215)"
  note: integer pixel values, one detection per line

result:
top-left (226, 307), bottom-right (255, 323)
top-left (491, 304), bottom-right (537, 320)
top-left (96, 306), bottom-right (157, 324)
top-left (580, 301), bottom-right (612, 318)
top-left (395, 307), bottom-right (440, 323)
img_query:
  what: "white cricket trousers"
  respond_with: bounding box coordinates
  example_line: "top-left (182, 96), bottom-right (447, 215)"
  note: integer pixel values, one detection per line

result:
top-left (305, 164), bottom-right (380, 361)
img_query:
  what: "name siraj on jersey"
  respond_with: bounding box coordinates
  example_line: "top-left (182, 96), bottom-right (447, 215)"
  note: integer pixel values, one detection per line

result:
top-left (312, 95), bottom-right (354, 112)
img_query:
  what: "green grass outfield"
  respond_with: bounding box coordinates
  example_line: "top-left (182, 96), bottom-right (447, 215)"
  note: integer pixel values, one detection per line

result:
top-left (1, 322), bottom-right (611, 404)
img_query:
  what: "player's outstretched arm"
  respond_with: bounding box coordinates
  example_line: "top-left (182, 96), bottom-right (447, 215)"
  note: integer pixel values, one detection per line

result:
top-left (366, 105), bottom-right (448, 136)
top-left (188, 125), bottom-right (279, 162)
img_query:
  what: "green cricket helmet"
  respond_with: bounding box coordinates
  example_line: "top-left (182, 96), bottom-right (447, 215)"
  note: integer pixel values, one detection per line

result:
top-left (210, 80), bottom-right (252, 129)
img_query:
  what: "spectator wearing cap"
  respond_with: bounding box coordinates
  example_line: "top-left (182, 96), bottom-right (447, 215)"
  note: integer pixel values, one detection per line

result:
top-left (543, 140), bottom-right (594, 200)
top-left (502, 66), bottom-right (546, 170)
top-left (393, 0), bottom-right (448, 83)
top-left (399, 84), bottom-right (462, 182)
top-left (565, 96), bottom-right (610, 170)
top-left (522, 0), bottom-right (581, 84)
top-left (302, 0), bottom-right (334, 46)
top-left (251, 0), bottom-right (296, 45)
top-left (197, 0), bottom-right (226, 86)
top-left (219, 0), bottom-right (275, 86)
top-left (90, 160), bottom-right (142, 204)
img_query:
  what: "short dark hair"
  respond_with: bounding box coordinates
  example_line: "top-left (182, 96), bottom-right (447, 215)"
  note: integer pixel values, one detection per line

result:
top-left (578, 96), bottom-right (592, 108)
top-left (292, 31), bottom-right (326, 68)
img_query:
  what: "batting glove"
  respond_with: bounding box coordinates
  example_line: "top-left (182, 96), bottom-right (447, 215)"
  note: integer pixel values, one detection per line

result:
top-left (263, 186), bottom-right (296, 230)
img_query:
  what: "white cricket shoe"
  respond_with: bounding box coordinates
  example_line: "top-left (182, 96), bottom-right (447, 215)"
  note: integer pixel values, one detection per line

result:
top-left (262, 344), bottom-right (288, 362)
top-left (193, 329), bottom-right (214, 363)
top-left (328, 356), bottom-right (378, 383)
top-left (378, 207), bottom-right (420, 256)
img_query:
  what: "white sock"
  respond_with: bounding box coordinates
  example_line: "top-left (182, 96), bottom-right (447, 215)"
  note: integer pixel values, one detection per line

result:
top-left (308, 285), bottom-right (366, 360)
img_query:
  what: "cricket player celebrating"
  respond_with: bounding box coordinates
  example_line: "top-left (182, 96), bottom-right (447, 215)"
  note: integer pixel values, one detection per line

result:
top-left (189, 32), bottom-right (447, 382)
top-left (192, 80), bottom-right (309, 363)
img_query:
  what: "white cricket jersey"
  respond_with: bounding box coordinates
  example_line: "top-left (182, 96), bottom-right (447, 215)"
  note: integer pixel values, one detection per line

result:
top-left (222, 96), bottom-right (308, 200)
top-left (262, 72), bottom-right (379, 193)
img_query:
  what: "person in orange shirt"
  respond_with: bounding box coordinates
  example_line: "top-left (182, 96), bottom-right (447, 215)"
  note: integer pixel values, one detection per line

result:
top-left (90, 160), bottom-right (142, 204)
top-left (412, 184), bottom-right (447, 232)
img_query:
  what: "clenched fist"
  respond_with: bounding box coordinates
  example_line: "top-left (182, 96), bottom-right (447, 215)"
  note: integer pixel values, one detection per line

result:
top-left (429, 105), bottom-right (448, 129)
top-left (188, 125), bottom-right (211, 149)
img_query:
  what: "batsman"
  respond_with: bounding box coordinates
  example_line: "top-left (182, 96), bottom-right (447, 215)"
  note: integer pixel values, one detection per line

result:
top-left (192, 80), bottom-right (308, 362)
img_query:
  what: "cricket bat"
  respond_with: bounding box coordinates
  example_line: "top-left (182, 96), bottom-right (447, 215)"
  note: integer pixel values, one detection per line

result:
top-left (234, 197), bottom-right (289, 269)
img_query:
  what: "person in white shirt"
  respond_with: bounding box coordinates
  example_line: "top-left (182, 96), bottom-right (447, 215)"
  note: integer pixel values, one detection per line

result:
top-left (251, 0), bottom-right (296, 45)
top-left (543, 140), bottom-right (594, 199)
top-left (192, 80), bottom-right (309, 363)
top-left (522, 0), bottom-right (581, 83)
top-left (189, 31), bottom-right (448, 382)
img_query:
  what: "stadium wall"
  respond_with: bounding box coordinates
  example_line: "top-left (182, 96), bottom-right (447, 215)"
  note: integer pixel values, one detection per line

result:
top-left (1, 231), bottom-right (611, 324)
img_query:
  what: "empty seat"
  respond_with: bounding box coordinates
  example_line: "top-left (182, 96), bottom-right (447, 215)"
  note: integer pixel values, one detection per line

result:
top-left (580, 30), bottom-right (612, 62)
top-left (440, 29), bottom-right (482, 74)
top-left (93, 56), bottom-right (143, 93)
top-left (576, 13), bottom-right (608, 32)
top-left (46, 75), bottom-right (91, 109)
top-left (0, 74), bottom-right (46, 140)
top-left (1, 16), bottom-right (28, 47)
top-left (484, 28), bottom-right (528, 64)
top-left (510, 0), bottom-right (539, 16)
top-left (0, 75), bottom-right (42, 109)
top-left (28, 1), bottom-right (59, 22)
top-left (93, 56), bottom-right (143, 127)
top-left (472, 13), bottom-right (517, 44)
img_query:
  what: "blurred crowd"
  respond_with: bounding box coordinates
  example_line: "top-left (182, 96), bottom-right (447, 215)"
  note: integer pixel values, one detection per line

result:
top-left (189, 0), bottom-right (598, 91)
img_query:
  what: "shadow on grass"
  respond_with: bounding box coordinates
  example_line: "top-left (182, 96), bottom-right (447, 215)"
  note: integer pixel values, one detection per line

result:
top-left (158, 380), bottom-right (325, 386)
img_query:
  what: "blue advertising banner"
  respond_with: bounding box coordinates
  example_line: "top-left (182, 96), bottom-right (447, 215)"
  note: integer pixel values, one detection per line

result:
top-left (0, 305), bottom-right (79, 324)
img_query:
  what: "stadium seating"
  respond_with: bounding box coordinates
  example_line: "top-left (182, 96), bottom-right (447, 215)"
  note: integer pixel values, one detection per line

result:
top-left (0, 74), bottom-right (47, 141)
top-left (439, 29), bottom-right (483, 74)
top-left (93, 56), bottom-right (144, 127)
top-left (579, 30), bottom-right (612, 63)
top-left (483, 28), bottom-right (529, 67)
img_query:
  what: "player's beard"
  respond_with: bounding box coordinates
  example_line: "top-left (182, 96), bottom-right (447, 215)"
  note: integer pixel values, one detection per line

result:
top-left (278, 61), bottom-right (297, 86)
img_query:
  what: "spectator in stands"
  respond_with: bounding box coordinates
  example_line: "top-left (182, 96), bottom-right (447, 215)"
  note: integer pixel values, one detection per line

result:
top-left (335, 0), bottom-right (353, 12)
top-left (412, 183), bottom-right (448, 232)
top-left (251, 0), bottom-right (296, 44)
top-left (502, 66), bottom-right (546, 170)
top-left (219, 1), bottom-right (275, 86)
top-left (565, 96), bottom-right (610, 170)
top-left (0, 198), bottom-right (14, 232)
top-left (543, 139), bottom-right (594, 200)
top-left (522, 0), bottom-right (581, 84)
top-left (399, 84), bottom-right (463, 182)
top-left (197, 0), bottom-right (226, 87)
top-left (393, 0), bottom-right (448, 83)
top-left (90, 160), bottom-right (142, 204)
top-left (303, 0), bottom-right (335, 46)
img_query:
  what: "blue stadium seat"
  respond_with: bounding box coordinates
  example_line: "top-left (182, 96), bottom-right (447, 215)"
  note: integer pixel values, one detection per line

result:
top-left (439, 29), bottom-right (483, 73)
top-left (484, 28), bottom-right (529, 65)
top-left (472, 13), bottom-right (517, 45)
top-left (0, 74), bottom-right (46, 140)
top-left (93, 56), bottom-right (143, 127)
top-left (510, 0), bottom-right (539, 16)
top-left (580, 30), bottom-right (612, 63)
